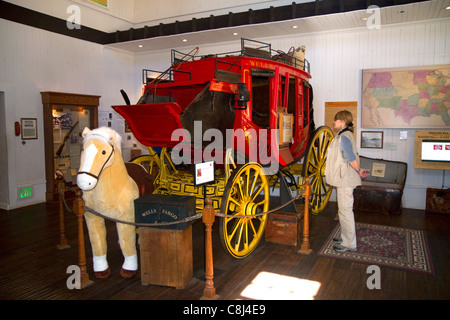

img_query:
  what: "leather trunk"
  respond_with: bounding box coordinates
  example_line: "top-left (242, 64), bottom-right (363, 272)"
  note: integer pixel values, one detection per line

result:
top-left (265, 211), bottom-right (303, 246)
top-left (353, 186), bottom-right (403, 215)
top-left (426, 188), bottom-right (450, 214)
top-left (353, 156), bottom-right (407, 215)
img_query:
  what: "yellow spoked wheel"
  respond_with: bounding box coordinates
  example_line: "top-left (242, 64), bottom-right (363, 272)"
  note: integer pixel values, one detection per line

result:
top-left (220, 162), bottom-right (270, 259)
top-left (302, 126), bottom-right (334, 214)
top-left (129, 147), bottom-right (161, 176)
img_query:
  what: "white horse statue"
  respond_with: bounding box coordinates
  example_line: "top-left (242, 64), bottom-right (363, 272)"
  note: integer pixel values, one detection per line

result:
top-left (77, 127), bottom-right (139, 279)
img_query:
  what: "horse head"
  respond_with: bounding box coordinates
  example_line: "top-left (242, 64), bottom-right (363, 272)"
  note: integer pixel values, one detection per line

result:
top-left (77, 127), bottom-right (122, 191)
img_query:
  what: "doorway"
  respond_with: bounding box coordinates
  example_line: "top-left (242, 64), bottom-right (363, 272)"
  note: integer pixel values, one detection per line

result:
top-left (0, 92), bottom-right (9, 208)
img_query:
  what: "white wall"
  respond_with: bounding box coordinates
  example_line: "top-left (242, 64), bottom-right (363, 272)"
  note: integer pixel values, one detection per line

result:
top-left (0, 19), bottom-right (134, 209)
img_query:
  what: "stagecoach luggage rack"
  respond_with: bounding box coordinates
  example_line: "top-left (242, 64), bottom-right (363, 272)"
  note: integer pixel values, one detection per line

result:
top-left (134, 194), bottom-right (196, 230)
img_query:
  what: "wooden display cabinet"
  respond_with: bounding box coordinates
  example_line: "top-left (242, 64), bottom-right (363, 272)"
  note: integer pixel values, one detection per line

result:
top-left (41, 92), bottom-right (100, 202)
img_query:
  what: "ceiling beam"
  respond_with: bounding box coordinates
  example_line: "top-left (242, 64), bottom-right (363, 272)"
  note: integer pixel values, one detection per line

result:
top-left (0, 0), bottom-right (432, 45)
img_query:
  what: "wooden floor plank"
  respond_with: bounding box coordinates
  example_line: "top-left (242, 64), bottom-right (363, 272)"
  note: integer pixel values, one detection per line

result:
top-left (1, 199), bottom-right (449, 300)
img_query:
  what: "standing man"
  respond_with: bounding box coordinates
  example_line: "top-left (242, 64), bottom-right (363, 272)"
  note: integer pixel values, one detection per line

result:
top-left (325, 110), bottom-right (368, 252)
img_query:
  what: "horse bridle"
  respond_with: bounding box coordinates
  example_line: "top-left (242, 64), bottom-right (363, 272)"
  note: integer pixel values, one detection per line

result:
top-left (77, 136), bottom-right (115, 181)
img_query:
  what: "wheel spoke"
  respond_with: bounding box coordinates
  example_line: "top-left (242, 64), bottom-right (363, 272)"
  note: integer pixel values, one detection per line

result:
top-left (234, 221), bottom-right (245, 251)
top-left (245, 167), bottom-right (251, 198)
top-left (229, 196), bottom-right (242, 210)
top-left (237, 181), bottom-right (245, 201)
top-left (249, 170), bottom-right (260, 196)
top-left (229, 218), bottom-right (243, 240)
top-left (250, 185), bottom-right (264, 202)
top-left (248, 219), bottom-right (258, 237)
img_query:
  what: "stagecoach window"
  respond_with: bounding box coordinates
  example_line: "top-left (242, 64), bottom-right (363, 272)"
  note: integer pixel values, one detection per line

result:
top-left (287, 78), bottom-right (297, 131)
top-left (251, 76), bottom-right (270, 128)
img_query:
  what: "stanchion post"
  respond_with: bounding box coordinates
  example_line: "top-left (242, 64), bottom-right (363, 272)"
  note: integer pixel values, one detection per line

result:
top-left (298, 177), bottom-right (313, 255)
top-left (56, 174), bottom-right (70, 250)
top-left (200, 197), bottom-right (219, 300)
top-left (73, 190), bottom-right (93, 288)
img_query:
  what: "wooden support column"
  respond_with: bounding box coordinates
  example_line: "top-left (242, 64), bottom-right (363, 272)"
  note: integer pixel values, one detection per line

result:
top-left (269, 6), bottom-right (275, 21)
top-left (200, 198), bottom-right (219, 300)
top-left (228, 12), bottom-right (233, 27)
top-left (56, 174), bottom-right (70, 250)
top-left (298, 178), bottom-right (313, 255)
top-left (209, 15), bottom-right (215, 29)
top-left (248, 9), bottom-right (254, 24)
top-left (73, 190), bottom-right (93, 288)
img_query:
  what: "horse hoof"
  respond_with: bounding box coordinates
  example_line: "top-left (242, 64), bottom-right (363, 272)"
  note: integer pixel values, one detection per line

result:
top-left (120, 268), bottom-right (137, 279)
top-left (94, 268), bottom-right (111, 279)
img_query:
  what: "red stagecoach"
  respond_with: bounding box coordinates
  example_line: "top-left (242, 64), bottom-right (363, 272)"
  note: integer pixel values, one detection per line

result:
top-left (113, 39), bottom-right (333, 258)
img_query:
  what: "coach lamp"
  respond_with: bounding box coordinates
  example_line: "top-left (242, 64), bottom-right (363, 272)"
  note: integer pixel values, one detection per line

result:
top-left (235, 82), bottom-right (250, 110)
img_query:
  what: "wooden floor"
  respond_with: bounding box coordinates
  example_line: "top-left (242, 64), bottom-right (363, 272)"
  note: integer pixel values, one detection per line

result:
top-left (1, 197), bottom-right (450, 301)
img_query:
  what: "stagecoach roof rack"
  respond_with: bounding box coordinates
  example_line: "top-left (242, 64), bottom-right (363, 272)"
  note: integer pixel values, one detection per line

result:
top-left (143, 38), bottom-right (310, 84)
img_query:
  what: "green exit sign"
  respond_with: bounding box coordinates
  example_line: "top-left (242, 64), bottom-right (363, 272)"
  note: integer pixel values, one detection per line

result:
top-left (17, 186), bottom-right (33, 200)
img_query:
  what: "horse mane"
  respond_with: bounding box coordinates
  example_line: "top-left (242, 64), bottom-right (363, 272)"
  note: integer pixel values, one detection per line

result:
top-left (83, 126), bottom-right (122, 154)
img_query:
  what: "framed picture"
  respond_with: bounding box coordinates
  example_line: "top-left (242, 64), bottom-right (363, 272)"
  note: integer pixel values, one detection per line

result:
top-left (21, 118), bottom-right (38, 140)
top-left (89, 0), bottom-right (108, 7)
top-left (361, 131), bottom-right (383, 149)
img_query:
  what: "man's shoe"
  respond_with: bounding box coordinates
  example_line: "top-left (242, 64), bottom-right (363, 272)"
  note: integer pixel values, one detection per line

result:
top-left (332, 237), bottom-right (342, 244)
top-left (333, 244), bottom-right (356, 252)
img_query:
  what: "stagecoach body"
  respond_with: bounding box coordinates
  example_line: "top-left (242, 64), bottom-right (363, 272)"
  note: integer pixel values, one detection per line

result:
top-left (113, 39), bottom-right (334, 258)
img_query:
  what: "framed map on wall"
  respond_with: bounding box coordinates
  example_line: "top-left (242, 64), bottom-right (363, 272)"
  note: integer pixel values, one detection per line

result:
top-left (361, 65), bottom-right (450, 128)
top-left (89, 0), bottom-right (108, 7)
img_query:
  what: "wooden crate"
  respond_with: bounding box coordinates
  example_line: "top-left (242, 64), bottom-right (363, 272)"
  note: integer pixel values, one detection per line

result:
top-left (426, 188), bottom-right (450, 215)
top-left (139, 226), bottom-right (193, 288)
top-left (265, 211), bottom-right (303, 246)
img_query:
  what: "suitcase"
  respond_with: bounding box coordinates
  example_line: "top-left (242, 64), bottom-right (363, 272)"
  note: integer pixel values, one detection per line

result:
top-left (426, 188), bottom-right (450, 214)
top-left (265, 210), bottom-right (303, 246)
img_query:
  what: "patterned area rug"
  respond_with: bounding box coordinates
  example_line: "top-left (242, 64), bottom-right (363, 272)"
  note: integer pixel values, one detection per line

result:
top-left (318, 223), bottom-right (434, 275)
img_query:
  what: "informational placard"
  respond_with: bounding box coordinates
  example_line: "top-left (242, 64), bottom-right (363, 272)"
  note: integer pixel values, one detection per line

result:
top-left (325, 101), bottom-right (357, 141)
top-left (194, 161), bottom-right (215, 186)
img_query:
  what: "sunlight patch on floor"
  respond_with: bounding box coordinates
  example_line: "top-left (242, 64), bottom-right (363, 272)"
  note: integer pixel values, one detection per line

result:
top-left (240, 271), bottom-right (321, 300)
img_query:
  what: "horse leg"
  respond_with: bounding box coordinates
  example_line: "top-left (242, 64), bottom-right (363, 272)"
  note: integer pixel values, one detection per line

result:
top-left (116, 221), bottom-right (138, 279)
top-left (84, 212), bottom-right (111, 279)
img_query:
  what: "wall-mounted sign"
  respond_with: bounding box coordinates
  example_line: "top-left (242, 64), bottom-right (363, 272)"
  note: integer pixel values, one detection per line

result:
top-left (414, 130), bottom-right (450, 170)
top-left (21, 118), bottom-right (37, 140)
top-left (17, 186), bottom-right (33, 200)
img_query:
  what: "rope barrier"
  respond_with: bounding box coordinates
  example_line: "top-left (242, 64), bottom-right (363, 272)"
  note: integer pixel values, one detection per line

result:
top-left (83, 205), bottom-right (203, 227)
top-left (82, 191), bottom-right (305, 228)
top-left (58, 170), bottom-right (309, 228)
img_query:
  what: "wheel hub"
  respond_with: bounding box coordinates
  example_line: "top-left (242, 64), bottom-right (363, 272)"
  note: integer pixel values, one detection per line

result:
top-left (244, 201), bottom-right (257, 217)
